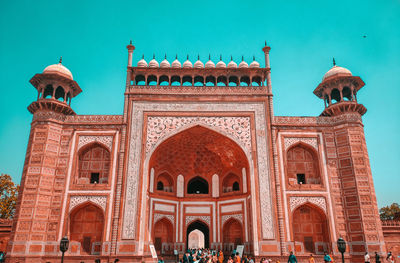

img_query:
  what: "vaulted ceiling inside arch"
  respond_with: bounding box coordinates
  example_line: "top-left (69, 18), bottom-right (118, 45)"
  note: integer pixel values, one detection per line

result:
top-left (149, 126), bottom-right (248, 178)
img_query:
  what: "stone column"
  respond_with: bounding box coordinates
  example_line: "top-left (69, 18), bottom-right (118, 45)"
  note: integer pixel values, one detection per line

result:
top-left (126, 41), bottom-right (135, 67)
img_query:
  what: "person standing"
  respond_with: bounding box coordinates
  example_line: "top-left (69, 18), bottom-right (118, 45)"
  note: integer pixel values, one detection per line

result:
top-left (308, 254), bottom-right (315, 263)
top-left (288, 251), bottom-right (298, 263)
top-left (218, 250), bottom-right (224, 263)
top-left (324, 252), bottom-right (332, 262)
top-left (386, 252), bottom-right (394, 263)
top-left (374, 252), bottom-right (381, 263)
top-left (364, 252), bottom-right (370, 263)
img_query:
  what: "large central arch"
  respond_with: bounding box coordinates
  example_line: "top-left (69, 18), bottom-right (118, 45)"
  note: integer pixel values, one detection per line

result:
top-left (147, 125), bottom-right (252, 253)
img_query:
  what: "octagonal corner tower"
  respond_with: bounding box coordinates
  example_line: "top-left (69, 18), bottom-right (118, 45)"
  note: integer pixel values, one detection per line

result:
top-left (7, 44), bottom-right (385, 263)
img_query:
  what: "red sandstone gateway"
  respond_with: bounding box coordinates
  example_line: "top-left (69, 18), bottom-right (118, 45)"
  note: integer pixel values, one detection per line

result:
top-left (6, 42), bottom-right (390, 262)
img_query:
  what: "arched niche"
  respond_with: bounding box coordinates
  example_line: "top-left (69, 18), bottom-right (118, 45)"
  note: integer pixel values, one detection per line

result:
top-left (70, 202), bottom-right (104, 255)
top-left (292, 204), bottom-right (330, 254)
top-left (222, 172), bottom-right (241, 194)
top-left (222, 218), bottom-right (243, 248)
top-left (148, 125), bottom-right (250, 198)
top-left (77, 143), bottom-right (111, 185)
top-left (286, 143), bottom-right (321, 186)
top-left (153, 218), bottom-right (173, 253)
top-left (187, 176), bottom-right (209, 194)
top-left (155, 172), bottom-right (174, 193)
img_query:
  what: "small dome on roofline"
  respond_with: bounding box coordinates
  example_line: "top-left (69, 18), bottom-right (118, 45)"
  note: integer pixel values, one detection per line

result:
top-left (205, 55), bottom-right (215, 68)
top-left (238, 56), bottom-right (249, 68)
top-left (160, 55), bottom-right (170, 68)
top-left (183, 55), bottom-right (193, 68)
top-left (137, 55), bottom-right (148, 67)
top-left (249, 56), bottom-right (260, 68)
top-left (227, 56), bottom-right (237, 68)
top-left (43, 57), bottom-right (73, 80)
top-left (194, 55), bottom-right (204, 68)
top-left (216, 55), bottom-right (226, 68)
top-left (171, 55), bottom-right (181, 68)
top-left (149, 55), bottom-right (159, 68)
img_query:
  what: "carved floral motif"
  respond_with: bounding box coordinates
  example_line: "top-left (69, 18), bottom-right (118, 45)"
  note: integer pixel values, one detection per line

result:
top-left (185, 215), bottom-right (211, 226)
top-left (69, 195), bottom-right (107, 212)
top-left (154, 213), bottom-right (174, 225)
top-left (289, 196), bottom-right (327, 213)
top-left (77, 135), bottom-right (113, 151)
top-left (146, 116), bottom-right (251, 153)
top-left (221, 214), bottom-right (243, 226)
top-left (284, 137), bottom-right (318, 151)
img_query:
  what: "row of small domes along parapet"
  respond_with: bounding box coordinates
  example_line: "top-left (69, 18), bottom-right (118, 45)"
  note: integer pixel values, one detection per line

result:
top-left (136, 55), bottom-right (261, 69)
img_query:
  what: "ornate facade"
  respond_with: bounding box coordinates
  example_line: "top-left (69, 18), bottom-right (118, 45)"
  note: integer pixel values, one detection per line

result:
top-left (6, 43), bottom-right (386, 262)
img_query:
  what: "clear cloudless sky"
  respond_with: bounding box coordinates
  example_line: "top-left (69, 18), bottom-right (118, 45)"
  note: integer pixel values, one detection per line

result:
top-left (0, 0), bottom-right (399, 207)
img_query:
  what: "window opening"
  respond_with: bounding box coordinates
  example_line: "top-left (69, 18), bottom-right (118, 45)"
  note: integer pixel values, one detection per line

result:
top-left (90, 173), bottom-right (99, 184)
top-left (232, 181), bottom-right (240, 191)
top-left (297, 173), bottom-right (306, 184)
top-left (157, 181), bottom-right (164, 191)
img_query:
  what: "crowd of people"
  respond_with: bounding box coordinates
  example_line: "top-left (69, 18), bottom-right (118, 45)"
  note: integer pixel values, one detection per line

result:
top-left (157, 248), bottom-right (397, 263)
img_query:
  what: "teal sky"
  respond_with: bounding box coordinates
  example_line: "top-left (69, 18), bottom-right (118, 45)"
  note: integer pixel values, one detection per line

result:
top-left (0, 0), bottom-right (399, 207)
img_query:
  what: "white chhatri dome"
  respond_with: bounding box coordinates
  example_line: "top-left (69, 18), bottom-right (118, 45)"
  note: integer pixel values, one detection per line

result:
top-left (183, 56), bottom-right (193, 68)
top-left (227, 57), bottom-right (237, 68)
top-left (137, 55), bottom-right (148, 67)
top-left (149, 55), bottom-right (159, 68)
top-left (205, 56), bottom-right (215, 68)
top-left (216, 56), bottom-right (226, 68)
top-left (171, 56), bottom-right (181, 68)
top-left (323, 65), bottom-right (352, 81)
top-left (160, 55), bottom-right (170, 68)
top-left (194, 56), bottom-right (204, 68)
top-left (249, 57), bottom-right (260, 68)
top-left (238, 56), bottom-right (248, 68)
top-left (43, 58), bottom-right (73, 80)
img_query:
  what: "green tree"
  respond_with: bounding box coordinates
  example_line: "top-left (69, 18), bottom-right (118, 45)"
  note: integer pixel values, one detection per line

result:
top-left (0, 174), bottom-right (19, 219)
top-left (379, 203), bottom-right (400, 220)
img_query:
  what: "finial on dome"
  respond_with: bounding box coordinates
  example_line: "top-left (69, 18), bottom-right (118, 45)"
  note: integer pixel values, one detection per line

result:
top-left (165, 54), bottom-right (167, 59)
top-left (142, 54), bottom-right (144, 59)
top-left (176, 54), bottom-right (178, 59)
top-left (198, 54), bottom-right (200, 60)
top-left (242, 56), bottom-right (244, 61)
top-left (153, 54), bottom-right (155, 59)
top-left (333, 57), bottom-right (336, 66)
top-left (230, 55), bottom-right (233, 60)
top-left (187, 54), bottom-right (189, 60)
top-left (59, 56), bottom-right (62, 64)
top-left (130, 40), bottom-right (132, 45)
top-left (209, 54), bottom-right (211, 60)
top-left (265, 40), bottom-right (267, 46)
top-left (253, 56), bottom-right (255, 61)
top-left (220, 55), bottom-right (222, 61)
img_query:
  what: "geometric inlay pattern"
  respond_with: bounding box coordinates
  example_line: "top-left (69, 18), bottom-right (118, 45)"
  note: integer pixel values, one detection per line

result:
top-left (289, 196), bottom-right (327, 213)
top-left (69, 195), bottom-right (107, 212)
top-left (284, 137), bottom-right (318, 151)
top-left (77, 135), bottom-right (113, 151)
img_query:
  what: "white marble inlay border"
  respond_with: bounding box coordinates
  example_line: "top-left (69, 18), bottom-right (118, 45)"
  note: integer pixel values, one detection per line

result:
top-left (123, 102), bottom-right (273, 243)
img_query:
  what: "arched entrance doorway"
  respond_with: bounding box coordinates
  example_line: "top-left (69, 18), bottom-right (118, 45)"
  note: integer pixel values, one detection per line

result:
top-left (222, 218), bottom-right (243, 253)
top-left (70, 203), bottom-right (104, 255)
top-left (153, 218), bottom-right (173, 253)
top-left (292, 204), bottom-right (330, 254)
top-left (186, 221), bottom-right (209, 249)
